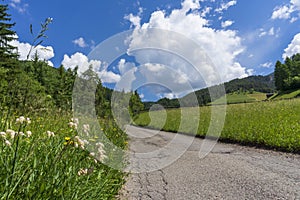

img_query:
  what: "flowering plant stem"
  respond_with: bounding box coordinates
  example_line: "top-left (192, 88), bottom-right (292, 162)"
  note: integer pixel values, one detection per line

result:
top-left (7, 124), bottom-right (23, 200)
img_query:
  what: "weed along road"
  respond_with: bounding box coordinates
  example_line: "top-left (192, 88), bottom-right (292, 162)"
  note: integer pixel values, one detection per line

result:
top-left (119, 126), bottom-right (300, 200)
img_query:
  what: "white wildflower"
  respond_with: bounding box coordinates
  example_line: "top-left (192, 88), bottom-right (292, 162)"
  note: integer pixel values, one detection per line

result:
top-left (0, 132), bottom-right (6, 138)
top-left (74, 136), bottom-right (85, 149)
top-left (26, 118), bottom-right (31, 124)
top-left (16, 116), bottom-right (31, 124)
top-left (98, 154), bottom-right (108, 163)
top-left (89, 152), bottom-right (95, 157)
top-left (83, 139), bottom-right (89, 145)
top-left (26, 131), bottom-right (32, 137)
top-left (70, 118), bottom-right (79, 125)
top-left (83, 124), bottom-right (90, 135)
top-left (5, 140), bottom-right (11, 146)
top-left (96, 142), bottom-right (104, 148)
top-left (16, 116), bottom-right (26, 124)
top-left (77, 168), bottom-right (88, 176)
top-left (72, 118), bottom-right (79, 125)
top-left (18, 132), bottom-right (25, 136)
top-left (6, 129), bottom-right (15, 138)
top-left (95, 142), bottom-right (107, 162)
top-left (68, 122), bottom-right (78, 130)
top-left (46, 131), bottom-right (55, 137)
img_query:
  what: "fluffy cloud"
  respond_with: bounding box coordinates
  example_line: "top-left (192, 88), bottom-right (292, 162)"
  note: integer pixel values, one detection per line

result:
top-left (9, 0), bottom-right (28, 13)
top-left (292, 0), bottom-right (300, 9)
top-left (124, 7), bottom-right (143, 28)
top-left (181, 0), bottom-right (200, 11)
top-left (259, 27), bottom-right (276, 37)
top-left (124, 14), bottom-right (141, 28)
top-left (98, 70), bottom-right (121, 83)
top-left (271, 5), bottom-right (292, 20)
top-left (139, 93), bottom-right (145, 99)
top-left (246, 69), bottom-right (254, 76)
top-left (9, 37), bottom-right (55, 66)
top-left (201, 7), bottom-right (212, 17)
top-left (215, 0), bottom-right (237, 13)
top-left (62, 52), bottom-right (120, 83)
top-left (124, 0), bottom-right (247, 98)
top-left (62, 52), bottom-right (98, 72)
top-left (282, 33), bottom-right (300, 59)
top-left (118, 59), bottom-right (137, 75)
top-left (271, 0), bottom-right (300, 22)
top-left (260, 62), bottom-right (273, 68)
top-left (143, 63), bottom-right (166, 73)
top-left (72, 37), bottom-right (88, 48)
top-left (221, 20), bottom-right (234, 28)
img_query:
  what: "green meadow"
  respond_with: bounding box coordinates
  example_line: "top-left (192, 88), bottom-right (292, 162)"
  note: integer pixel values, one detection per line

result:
top-left (134, 98), bottom-right (300, 153)
top-left (0, 111), bottom-right (127, 199)
top-left (210, 92), bottom-right (267, 105)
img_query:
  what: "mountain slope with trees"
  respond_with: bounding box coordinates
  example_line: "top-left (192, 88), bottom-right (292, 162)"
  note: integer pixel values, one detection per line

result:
top-left (143, 73), bottom-right (275, 109)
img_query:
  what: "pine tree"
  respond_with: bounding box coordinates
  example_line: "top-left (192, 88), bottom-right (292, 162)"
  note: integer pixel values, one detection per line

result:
top-left (0, 4), bottom-right (18, 62)
top-left (129, 90), bottom-right (144, 117)
top-left (274, 61), bottom-right (285, 91)
top-left (274, 54), bottom-right (300, 91)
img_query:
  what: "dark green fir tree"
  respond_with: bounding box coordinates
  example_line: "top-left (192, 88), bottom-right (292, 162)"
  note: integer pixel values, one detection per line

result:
top-left (0, 3), bottom-right (18, 64)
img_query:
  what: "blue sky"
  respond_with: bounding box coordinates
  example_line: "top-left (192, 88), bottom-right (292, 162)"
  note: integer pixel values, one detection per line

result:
top-left (5, 0), bottom-right (300, 101)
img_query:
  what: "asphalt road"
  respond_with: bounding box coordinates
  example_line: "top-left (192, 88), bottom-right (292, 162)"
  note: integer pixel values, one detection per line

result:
top-left (118, 126), bottom-right (300, 200)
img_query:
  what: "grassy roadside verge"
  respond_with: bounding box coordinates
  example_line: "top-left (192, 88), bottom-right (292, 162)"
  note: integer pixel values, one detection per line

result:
top-left (0, 110), bottom-right (127, 199)
top-left (134, 99), bottom-right (300, 153)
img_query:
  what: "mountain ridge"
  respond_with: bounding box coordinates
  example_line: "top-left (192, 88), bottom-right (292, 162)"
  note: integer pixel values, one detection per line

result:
top-left (143, 73), bottom-right (275, 109)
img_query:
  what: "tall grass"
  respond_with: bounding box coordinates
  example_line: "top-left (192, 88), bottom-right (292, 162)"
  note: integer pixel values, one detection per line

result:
top-left (135, 99), bottom-right (300, 153)
top-left (0, 110), bottom-right (127, 199)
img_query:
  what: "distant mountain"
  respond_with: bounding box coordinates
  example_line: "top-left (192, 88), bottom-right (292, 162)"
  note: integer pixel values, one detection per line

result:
top-left (224, 73), bottom-right (275, 94)
top-left (143, 73), bottom-right (275, 109)
top-left (180, 73), bottom-right (275, 107)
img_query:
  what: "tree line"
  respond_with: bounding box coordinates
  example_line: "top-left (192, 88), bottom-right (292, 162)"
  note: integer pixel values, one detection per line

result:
top-left (275, 54), bottom-right (300, 92)
top-left (0, 3), bottom-right (144, 118)
top-left (143, 74), bottom-right (276, 109)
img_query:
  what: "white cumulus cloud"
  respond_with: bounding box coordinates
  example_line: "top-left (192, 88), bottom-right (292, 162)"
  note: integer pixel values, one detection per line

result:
top-left (259, 27), bottom-right (276, 37)
top-left (201, 7), bottom-right (212, 17)
top-left (144, 63), bottom-right (166, 73)
top-left (72, 37), bottom-right (88, 48)
top-left (271, 5), bottom-right (292, 20)
top-left (9, 0), bottom-right (28, 13)
top-left (62, 52), bottom-right (120, 83)
top-left (125, 14), bottom-right (141, 28)
top-left (118, 58), bottom-right (137, 75)
top-left (260, 62), bottom-right (273, 68)
top-left (9, 36), bottom-right (55, 66)
top-left (221, 20), bottom-right (234, 28)
top-left (271, 0), bottom-right (300, 22)
top-left (11, 0), bottom-right (21, 3)
top-left (125, 0), bottom-right (247, 96)
top-left (282, 33), bottom-right (300, 59)
top-left (215, 0), bottom-right (237, 13)
top-left (124, 6), bottom-right (143, 28)
top-left (292, 0), bottom-right (300, 9)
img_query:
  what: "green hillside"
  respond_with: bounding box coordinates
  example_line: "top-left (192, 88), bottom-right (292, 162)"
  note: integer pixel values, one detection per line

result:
top-left (143, 74), bottom-right (275, 109)
top-left (271, 89), bottom-right (300, 100)
top-left (210, 92), bottom-right (267, 105)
